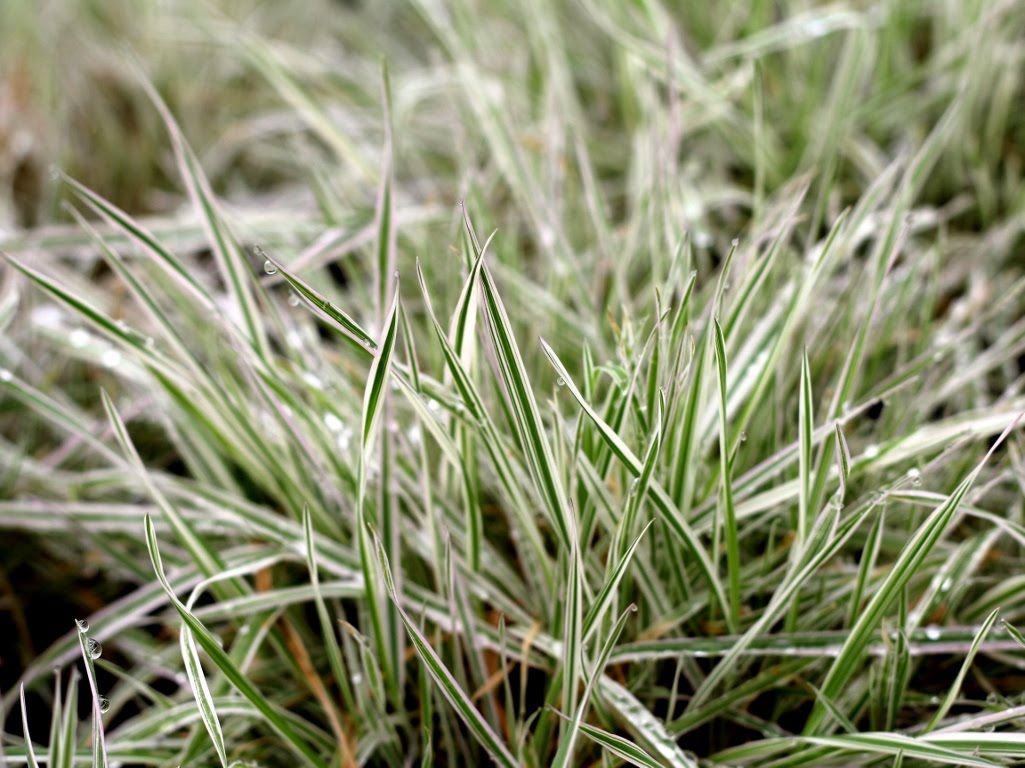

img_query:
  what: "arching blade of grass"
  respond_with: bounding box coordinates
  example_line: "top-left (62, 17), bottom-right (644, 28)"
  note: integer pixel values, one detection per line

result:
top-left (476, 253), bottom-right (577, 550)
top-left (575, 720), bottom-right (672, 768)
top-left (597, 678), bottom-right (698, 768)
top-left (60, 174), bottom-right (216, 309)
top-left (177, 614), bottom-right (228, 768)
top-left (802, 733), bottom-right (1001, 767)
top-left (375, 535), bottom-right (519, 768)
top-left (924, 732), bottom-right (1025, 759)
top-left (19, 685), bottom-right (41, 768)
top-left (143, 516), bottom-right (328, 768)
top-left (2, 253), bottom-right (154, 359)
top-left (245, 254), bottom-right (377, 355)
top-left (135, 67), bottom-right (270, 361)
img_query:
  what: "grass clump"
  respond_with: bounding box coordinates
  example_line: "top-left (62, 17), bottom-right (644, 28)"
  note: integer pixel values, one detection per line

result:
top-left (3, 1), bottom-right (1025, 766)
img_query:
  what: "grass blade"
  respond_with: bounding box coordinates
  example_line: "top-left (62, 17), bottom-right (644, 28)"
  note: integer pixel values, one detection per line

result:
top-left (375, 535), bottom-right (518, 768)
top-left (143, 517), bottom-right (328, 768)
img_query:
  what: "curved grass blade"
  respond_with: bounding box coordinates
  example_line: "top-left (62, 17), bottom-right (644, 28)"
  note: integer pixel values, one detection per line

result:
top-left (143, 517), bottom-right (328, 768)
top-left (803, 733), bottom-right (1001, 767)
top-left (256, 255), bottom-right (377, 355)
top-left (179, 619), bottom-right (228, 768)
top-left (19, 685), bottom-right (40, 768)
top-left (374, 535), bottom-right (518, 768)
top-left (597, 678), bottom-right (698, 768)
top-left (477, 254), bottom-right (577, 550)
top-left (134, 66), bottom-right (269, 360)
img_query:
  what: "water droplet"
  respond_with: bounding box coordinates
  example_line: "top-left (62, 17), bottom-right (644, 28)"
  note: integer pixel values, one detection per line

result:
top-left (940, 577), bottom-right (953, 592)
top-left (302, 372), bottom-right (325, 390)
top-left (98, 696), bottom-right (110, 714)
top-left (285, 330), bottom-right (303, 349)
top-left (263, 260), bottom-right (278, 275)
top-left (287, 292), bottom-right (301, 307)
top-left (0, 369), bottom-right (11, 383)
top-left (907, 467), bottom-right (921, 486)
top-left (864, 444), bottom-right (880, 459)
top-left (556, 378), bottom-right (565, 387)
top-left (929, 695), bottom-right (940, 705)
top-left (75, 618), bottom-right (90, 633)
top-left (69, 328), bottom-right (90, 348)
top-left (731, 238), bottom-right (739, 248)
top-left (101, 349), bottom-right (122, 369)
top-left (87, 638), bottom-right (102, 659)
top-left (351, 673), bottom-right (364, 685)
top-left (393, 270), bottom-right (399, 278)
top-left (739, 431), bottom-right (747, 442)
top-left (924, 625), bottom-right (941, 641)
top-left (323, 413), bottom-right (343, 433)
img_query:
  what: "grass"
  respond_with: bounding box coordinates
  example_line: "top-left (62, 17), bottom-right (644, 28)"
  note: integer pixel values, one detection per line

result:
top-left (2, 0), bottom-right (1025, 765)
